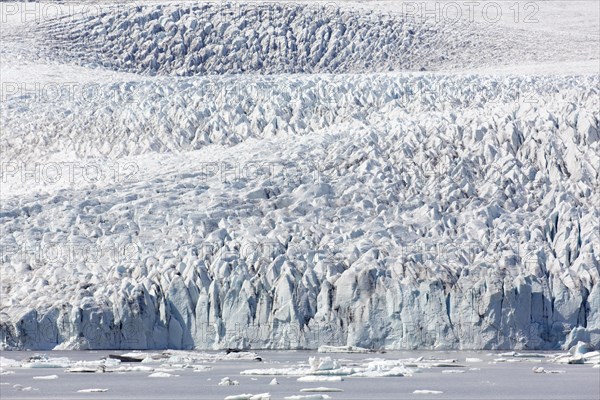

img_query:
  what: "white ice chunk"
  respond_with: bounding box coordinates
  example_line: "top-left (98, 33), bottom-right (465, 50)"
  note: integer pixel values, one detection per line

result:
top-left (148, 372), bottom-right (178, 378)
top-left (33, 375), bottom-right (59, 380)
top-left (317, 346), bottom-right (371, 353)
top-left (300, 387), bottom-right (344, 392)
top-left (225, 395), bottom-right (271, 400)
top-left (0, 357), bottom-right (20, 367)
top-left (219, 376), bottom-right (239, 386)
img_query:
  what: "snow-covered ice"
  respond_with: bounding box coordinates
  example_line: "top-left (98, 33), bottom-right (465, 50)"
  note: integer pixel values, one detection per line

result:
top-left (2, 70), bottom-right (598, 351)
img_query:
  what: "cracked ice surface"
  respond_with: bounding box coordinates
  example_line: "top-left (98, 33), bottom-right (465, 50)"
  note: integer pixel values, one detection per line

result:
top-left (31, 2), bottom-right (598, 76)
top-left (2, 73), bottom-right (598, 350)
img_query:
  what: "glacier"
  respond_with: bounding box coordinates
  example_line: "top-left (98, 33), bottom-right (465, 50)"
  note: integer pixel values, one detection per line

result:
top-left (0, 1), bottom-right (599, 351)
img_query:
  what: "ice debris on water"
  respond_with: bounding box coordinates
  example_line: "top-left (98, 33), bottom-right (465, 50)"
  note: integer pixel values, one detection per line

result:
top-left (532, 367), bottom-right (565, 374)
top-left (300, 387), bottom-right (344, 392)
top-left (33, 375), bottom-right (59, 380)
top-left (219, 377), bottom-right (240, 386)
top-left (224, 394), bottom-right (270, 400)
top-left (148, 372), bottom-right (179, 378)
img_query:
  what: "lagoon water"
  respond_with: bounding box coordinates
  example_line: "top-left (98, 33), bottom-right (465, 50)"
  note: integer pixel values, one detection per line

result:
top-left (1, 350), bottom-right (598, 399)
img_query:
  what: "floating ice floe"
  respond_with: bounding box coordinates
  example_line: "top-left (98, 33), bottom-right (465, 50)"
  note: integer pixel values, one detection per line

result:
top-left (493, 355), bottom-right (546, 364)
top-left (13, 384), bottom-right (38, 391)
top-left (561, 344), bottom-right (600, 368)
top-left (402, 358), bottom-right (464, 368)
top-left (569, 342), bottom-right (595, 356)
top-left (350, 366), bottom-right (411, 378)
top-left (309, 357), bottom-right (339, 371)
top-left (427, 363), bottom-right (465, 368)
top-left (317, 345), bottom-right (372, 353)
top-left (465, 358), bottom-right (483, 363)
top-left (551, 343), bottom-right (600, 365)
top-left (107, 354), bottom-right (145, 363)
top-left (114, 365), bottom-right (155, 373)
top-left (33, 374), bottom-right (59, 380)
top-left (224, 394), bottom-right (271, 400)
top-left (77, 388), bottom-right (109, 393)
top-left (0, 369), bottom-right (15, 375)
top-left (532, 367), bottom-right (566, 374)
top-left (249, 394), bottom-right (271, 400)
top-left (243, 357), bottom-right (413, 378)
top-left (442, 370), bottom-right (465, 374)
top-left (154, 367), bottom-right (185, 373)
top-left (67, 366), bottom-right (105, 373)
top-left (413, 390), bottom-right (444, 394)
top-left (22, 355), bottom-right (70, 369)
top-left (300, 387), bottom-right (344, 392)
top-left (73, 359), bottom-right (121, 369)
top-left (241, 368), bottom-right (290, 376)
top-left (0, 357), bottom-right (20, 367)
top-left (269, 378), bottom-right (279, 385)
top-left (284, 395), bottom-right (331, 400)
top-left (148, 372), bottom-right (178, 378)
top-left (108, 351), bottom-right (260, 366)
top-left (499, 352), bottom-right (546, 358)
top-left (219, 376), bottom-right (240, 386)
